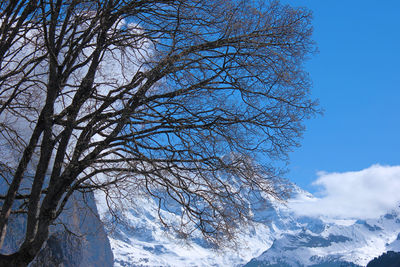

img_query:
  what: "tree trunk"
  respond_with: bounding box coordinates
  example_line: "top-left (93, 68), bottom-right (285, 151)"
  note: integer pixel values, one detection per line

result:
top-left (0, 250), bottom-right (35, 267)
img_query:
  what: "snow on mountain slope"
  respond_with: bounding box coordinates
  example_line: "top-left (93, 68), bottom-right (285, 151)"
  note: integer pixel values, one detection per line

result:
top-left (245, 213), bottom-right (400, 267)
top-left (244, 202), bottom-right (400, 266)
top-left (94, 184), bottom-right (400, 267)
top-left (95, 191), bottom-right (277, 267)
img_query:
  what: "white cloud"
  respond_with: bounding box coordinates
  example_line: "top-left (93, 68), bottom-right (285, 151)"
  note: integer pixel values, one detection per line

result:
top-left (289, 164), bottom-right (400, 219)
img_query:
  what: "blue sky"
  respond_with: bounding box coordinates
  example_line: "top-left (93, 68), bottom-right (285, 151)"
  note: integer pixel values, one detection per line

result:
top-left (282, 0), bottom-right (400, 192)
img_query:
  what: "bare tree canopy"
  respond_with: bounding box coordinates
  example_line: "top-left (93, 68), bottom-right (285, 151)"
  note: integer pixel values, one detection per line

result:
top-left (0, 0), bottom-right (317, 265)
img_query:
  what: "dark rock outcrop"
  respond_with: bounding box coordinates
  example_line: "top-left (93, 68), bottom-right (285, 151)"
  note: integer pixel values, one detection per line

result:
top-left (1, 191), bottom-right (113, 267)
top-left (366, 251), bottom-right (400, 267)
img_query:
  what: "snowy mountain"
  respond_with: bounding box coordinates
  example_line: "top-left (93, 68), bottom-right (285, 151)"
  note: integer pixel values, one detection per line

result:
top-left (94, 184), bottom-right (400, 267)
top-left (244, 191), bottom-right (400, 267)
top-left (244, 213), bottom-right (400, 267)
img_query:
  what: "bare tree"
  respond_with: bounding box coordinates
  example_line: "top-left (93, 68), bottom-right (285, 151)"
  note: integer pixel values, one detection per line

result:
top-left (0, 0), bottom-right (317, 265)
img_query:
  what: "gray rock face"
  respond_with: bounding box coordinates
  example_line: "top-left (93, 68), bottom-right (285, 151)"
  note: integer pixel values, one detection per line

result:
top-left (0, 190), bottom-right (114, 267)
top-left (30, 231), bottom-right (83, 267)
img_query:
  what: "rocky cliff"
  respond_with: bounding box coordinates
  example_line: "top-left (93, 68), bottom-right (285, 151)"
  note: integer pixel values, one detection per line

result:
top-left (0, 191), bottom-right (113, 267)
